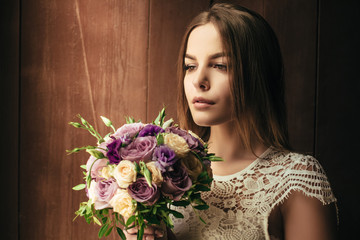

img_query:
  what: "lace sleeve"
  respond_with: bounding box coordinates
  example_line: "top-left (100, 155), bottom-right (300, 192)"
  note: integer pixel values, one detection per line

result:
top-left (273, 153), bottom-right (337, 207)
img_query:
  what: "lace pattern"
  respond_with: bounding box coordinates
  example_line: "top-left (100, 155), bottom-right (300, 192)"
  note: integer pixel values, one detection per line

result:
top-left (172, 148), bottom-right (336, 240)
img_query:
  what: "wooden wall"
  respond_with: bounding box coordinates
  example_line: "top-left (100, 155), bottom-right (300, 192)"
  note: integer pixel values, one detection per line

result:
top-left (2, 0), bottom-right (359, 239)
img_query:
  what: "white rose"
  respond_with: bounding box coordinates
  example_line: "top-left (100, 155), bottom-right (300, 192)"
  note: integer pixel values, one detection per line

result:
top-left (113, 160), bottom-right (137, 188)
top-left (146, 161), bottom-right (163, 186)
top-left (164, 133), bottom-right (190, 157)
top-left (109, 189), bottom-right (136, 218)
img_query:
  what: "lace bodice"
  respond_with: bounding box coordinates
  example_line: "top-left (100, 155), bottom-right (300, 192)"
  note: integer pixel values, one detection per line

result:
top-left (171, 148), bottom-right (336, 240)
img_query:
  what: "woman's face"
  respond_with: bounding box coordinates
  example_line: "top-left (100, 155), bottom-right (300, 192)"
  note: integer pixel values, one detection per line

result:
top-left (184, 23), bottom-right (232, 127)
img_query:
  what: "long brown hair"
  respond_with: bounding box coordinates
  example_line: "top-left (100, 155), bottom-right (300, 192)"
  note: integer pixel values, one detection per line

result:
top-left (177, 3), bottom-right (291, 151)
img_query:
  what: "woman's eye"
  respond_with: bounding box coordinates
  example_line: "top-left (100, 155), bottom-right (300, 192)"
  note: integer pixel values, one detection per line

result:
top-left (212, 64), bottom-right (227, 71)
top-left (184, 64), bottom-right (196, 71)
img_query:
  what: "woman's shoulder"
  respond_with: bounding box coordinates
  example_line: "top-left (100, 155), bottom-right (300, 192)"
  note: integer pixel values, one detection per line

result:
top-left (265, 148), bottom-right (325, 173)
top-left (265, 147), bottom-right (337, 206)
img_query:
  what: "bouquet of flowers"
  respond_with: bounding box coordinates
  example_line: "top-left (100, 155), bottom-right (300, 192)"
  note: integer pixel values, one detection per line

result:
top-left (68, 108), bottom-right (222, 239)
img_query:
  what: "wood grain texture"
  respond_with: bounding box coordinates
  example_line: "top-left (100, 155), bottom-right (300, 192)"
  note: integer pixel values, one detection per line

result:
top-left (147, 0), bottom-right (210, 122)
top-left (264, 0), bottom-right (318, 154)
top-left (1, 1), bottom-right (19, 239)
top-left (213, 0), bottom-right (263, 14)
top-left (20, 0), bottom-right (148, 239)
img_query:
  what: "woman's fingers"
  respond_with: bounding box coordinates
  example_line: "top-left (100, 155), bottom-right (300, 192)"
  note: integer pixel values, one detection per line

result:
top-left (123, 229), bottom-right (157, 240)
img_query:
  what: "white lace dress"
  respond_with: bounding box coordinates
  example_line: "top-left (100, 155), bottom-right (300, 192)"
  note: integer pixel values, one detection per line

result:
top-left (171, 148), bottom-right (337, 240)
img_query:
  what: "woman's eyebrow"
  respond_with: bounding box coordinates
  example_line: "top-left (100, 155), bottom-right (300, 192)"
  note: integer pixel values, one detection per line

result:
top-left (185, 52), bottom-right (226, 60)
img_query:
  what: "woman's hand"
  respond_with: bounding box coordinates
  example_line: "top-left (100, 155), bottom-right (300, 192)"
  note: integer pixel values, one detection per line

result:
top-left (121, 217), bottom-right (166, 240)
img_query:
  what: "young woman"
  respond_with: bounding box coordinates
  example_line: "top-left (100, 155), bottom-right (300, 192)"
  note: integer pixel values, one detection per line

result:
top-left (123, 3), bottom-right (337, 240)
top-left (172, 3), bottom-right (338, 240)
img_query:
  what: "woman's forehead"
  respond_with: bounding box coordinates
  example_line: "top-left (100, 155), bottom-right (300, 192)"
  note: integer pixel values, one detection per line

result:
top-left (186, 23), bottom-right (224, 57)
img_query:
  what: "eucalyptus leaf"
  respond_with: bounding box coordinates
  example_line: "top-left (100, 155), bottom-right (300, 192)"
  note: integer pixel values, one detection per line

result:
top-left (98, 223), bottom-right (109, 238)
top-left (171, 200), bottom-right (190, 207)
top-left (126, 215), bottom-right (136, 226)
top-left (104, 226), bottom-right (113, 237)
top-left (116, 227), bottom-right (126, 240)
top-left (194, 204), bottom-right (209, 210)
top-left (194, 184), bottom-right (211, 192)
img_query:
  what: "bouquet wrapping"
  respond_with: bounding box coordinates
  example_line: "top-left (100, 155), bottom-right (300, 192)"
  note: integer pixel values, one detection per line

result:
top-left (68, 109), bottom-right (222, 239)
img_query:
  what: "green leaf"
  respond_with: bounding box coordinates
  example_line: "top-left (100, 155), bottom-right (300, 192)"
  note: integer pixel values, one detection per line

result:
top-left (137, 224), bottom-right (145, 240)
top-left (169, 209), bottom-right (184, 218)
top-left (194, 204), bottom-right (209, 210)
top-left (145, 215), bottom-right (161, 225)
top-left (171, 200), bottom-right (190, 207)
top-left (98, 223), bottom-right (109, 238)
top-left (207, 154), bottom-right (224, 162)
top-left (72, 184), bottom-right (86, 191)
top-left (199, 216), bottom-right (207, 224)
top-left (101, 217), bottom-right (108, 224)
top-left (194, 184), bottom-right (211, 192)
top-left (154, 108), bottom-right (166, 126)
top-left (126, 215), bottom-right (136, 226)
top-left (156, 133), bottom-right (164, 145)
top-left (80, 165), bottom-right (87, 170)
top-left (140, 161), bottom-right (152, 187)
top-left (104, 226), bottom-right (113, 237)
top-left (86, 149), bottom-right (105, 159)
top-left (116, 227), bottom-right (126, 240)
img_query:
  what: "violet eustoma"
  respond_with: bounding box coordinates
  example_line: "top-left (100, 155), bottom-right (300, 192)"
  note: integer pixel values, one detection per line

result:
top-left (106, 137), bottom-right (122, 164)
top-left (153, 145), bottom-right (177, 172)
top-left (138, 124), bottom-right (165, 137)
top-left (128, 178), bottom-right (160, 205)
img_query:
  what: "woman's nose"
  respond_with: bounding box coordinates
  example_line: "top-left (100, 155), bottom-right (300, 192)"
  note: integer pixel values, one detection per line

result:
top-left (192, 65), bottom-right (210, 91)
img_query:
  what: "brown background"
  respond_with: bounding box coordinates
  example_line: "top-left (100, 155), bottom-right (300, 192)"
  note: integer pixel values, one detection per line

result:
top-left (1, 0), bottom-right (359, 239)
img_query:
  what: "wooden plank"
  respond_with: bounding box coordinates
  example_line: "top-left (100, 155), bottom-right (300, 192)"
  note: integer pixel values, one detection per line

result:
top-left (213, 0), bottom-right (264, 14)
top-left (20, 0), bottom-right (149, 239)
top-left (264, 0), bottom-right (318, 154)
top-left (147, 0), bottom-right (210, 123)
top-left (0, 1), bottom-right (19, 239)
top-left (317, 0), bottom-right (360, 238)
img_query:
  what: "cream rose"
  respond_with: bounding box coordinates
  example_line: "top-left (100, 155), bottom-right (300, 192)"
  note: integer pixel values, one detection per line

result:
top-left (101, 165), bottom-right (115, 179)
top-left (87, 180), bottom-right (97, 204)
top-left (109, 189), bottom-right (136, 218)
top-left (164, 133), bottom-right (190, 157)
top-left (113, 160), bottom-right (137, 188)
top-left (146, 161), bottom-right (163, 186)
top-left (181, 154), bottom-right (204, 181)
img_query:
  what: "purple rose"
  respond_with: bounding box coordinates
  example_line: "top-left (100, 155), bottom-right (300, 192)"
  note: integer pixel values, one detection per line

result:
top-left (153, 145), bottom-right (177, 172)
top-left (138, 124), bottom-right (165, 137)
top-left (166, 127), bottom-right (204, 151)
top-left (113, 123), bottom-right (144, 139)
top-left (86, 156), bottom-right (109, 179)
top-left (89, 178), bottom-right (118, 210)
top-left (120, 136), bottom-right (157, 162)
top-left (161, 165), bottom-right (192, 200)
top-left (128, 178), bottom-right (160, 205)
top-left (106, 137), bottom-right (122, 164)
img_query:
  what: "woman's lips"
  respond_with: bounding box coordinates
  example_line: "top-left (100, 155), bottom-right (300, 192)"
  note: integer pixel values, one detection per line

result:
top-left (192, 97), bottom-right (215, 109)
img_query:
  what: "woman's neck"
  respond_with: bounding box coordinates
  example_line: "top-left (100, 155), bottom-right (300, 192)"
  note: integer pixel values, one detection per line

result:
top-left (207, 121), bottom-right (268, 175)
